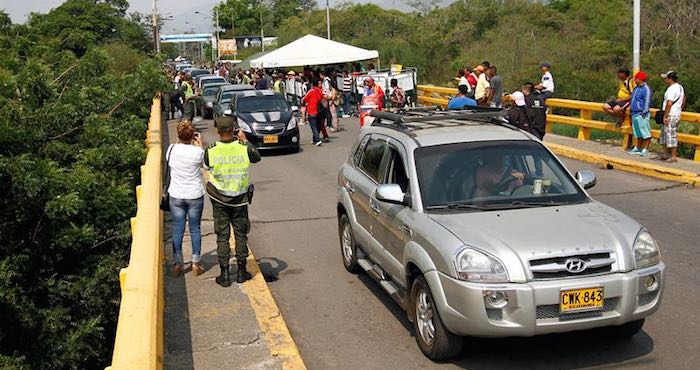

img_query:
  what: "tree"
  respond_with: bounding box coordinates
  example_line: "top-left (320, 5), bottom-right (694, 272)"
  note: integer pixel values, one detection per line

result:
top-left (404, 0), bottom-right (441, 14)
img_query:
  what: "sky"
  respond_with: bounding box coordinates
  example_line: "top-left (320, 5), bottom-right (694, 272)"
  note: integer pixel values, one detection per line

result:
top-left (1, 1), bottom-right (450, 34)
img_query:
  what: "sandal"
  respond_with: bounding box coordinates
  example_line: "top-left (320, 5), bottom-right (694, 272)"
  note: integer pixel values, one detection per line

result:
top-left (666, 158), bottom-right (678, 163)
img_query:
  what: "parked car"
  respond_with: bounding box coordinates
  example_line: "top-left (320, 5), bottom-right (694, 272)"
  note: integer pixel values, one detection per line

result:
top-left (187, 69), bottom-right (210, 79)
top-left (212, 84), bottom-right (255, 127)
top-left (336, 108), bottom-right (665, 360)
top-left (200, 83), bottom-right (229, 119)
top-left (198, 75), bottom-right (226, 89)
top-left (228, 90), bottom-right (300, 152)
top-left (175, 63), bottom-right (192, 72)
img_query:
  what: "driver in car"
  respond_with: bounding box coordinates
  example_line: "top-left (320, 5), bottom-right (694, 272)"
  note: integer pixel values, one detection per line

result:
top-left (474, 154), bottom-right (525, 197)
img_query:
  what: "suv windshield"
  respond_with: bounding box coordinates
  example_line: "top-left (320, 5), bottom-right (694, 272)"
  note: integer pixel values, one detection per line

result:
top-left (415, 140), bottom-right (587, 211)
top-left (237, 95), bottom-right (288, 113)
top-left (202, 85), bottom-right (222, 96)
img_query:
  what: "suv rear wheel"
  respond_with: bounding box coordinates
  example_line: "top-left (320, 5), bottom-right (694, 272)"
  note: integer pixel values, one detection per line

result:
top-left (410, 276), bottom-right (463, 360)
top-left (339, 214), bottom-right (361, 273)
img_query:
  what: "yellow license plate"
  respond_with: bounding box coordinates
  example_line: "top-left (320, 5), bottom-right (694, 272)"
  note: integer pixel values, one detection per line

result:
top-left (263, 135), bottom-right (278, 144)
top-left (560, 287), bottom-right (604, 313)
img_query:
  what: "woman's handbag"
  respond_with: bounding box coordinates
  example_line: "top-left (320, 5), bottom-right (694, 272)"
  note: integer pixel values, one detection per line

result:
top-left (160, 145), bottom-right (174, 211)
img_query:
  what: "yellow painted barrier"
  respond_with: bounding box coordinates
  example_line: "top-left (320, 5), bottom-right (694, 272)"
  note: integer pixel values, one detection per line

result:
top-left (107, 97), bottom-right (164, 370)
top-left (416, 85), bottom-right (700, 161)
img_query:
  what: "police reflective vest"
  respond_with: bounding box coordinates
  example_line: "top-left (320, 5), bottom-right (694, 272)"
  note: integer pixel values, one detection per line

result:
top-left (183, 81), bottom-right (194, 100)
top-left (207, 141), bottom-right (250, 197)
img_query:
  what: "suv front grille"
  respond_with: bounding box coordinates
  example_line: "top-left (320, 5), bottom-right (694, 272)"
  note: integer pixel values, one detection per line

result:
top-left (536, 297), bottom-right (619, 320)
top-left (529, 252), bottom-right (615, 280)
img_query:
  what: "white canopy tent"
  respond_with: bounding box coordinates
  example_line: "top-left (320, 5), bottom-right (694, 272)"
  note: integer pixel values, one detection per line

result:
top-left (250, 34), bottom-right (379, 69)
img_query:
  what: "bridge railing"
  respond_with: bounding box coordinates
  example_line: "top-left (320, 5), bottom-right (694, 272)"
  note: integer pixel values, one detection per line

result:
top-left (416, 85), bottom-right (700, 161)
top-left (107, 97), bottom-right (164, 370)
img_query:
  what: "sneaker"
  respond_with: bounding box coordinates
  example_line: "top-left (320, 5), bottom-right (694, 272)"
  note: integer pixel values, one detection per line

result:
top-left (639, 149), bottom-right (649, 157)
top-left (323, 137), bottom-right (330, 143)
top-left (627, 147), bottom-right (641, 154)
top-left (315, 140), bottom-right (323, 146)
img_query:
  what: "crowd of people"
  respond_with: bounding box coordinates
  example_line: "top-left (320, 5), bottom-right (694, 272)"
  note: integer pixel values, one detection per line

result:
top-left (449, 61), bottom-right (687, 163)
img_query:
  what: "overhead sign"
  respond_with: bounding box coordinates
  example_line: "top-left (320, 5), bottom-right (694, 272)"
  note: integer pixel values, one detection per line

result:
top-left (160, 34), bottom-right (213, 43)
top-left (219, 39), bottom-right (238, 56)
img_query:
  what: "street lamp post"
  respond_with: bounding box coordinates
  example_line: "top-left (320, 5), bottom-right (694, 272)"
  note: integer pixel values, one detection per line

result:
top-left (633, 0), bottom-right (640, 72)
top-left (215, 9), bottom-right (220, 62)
top-left (152, 0), bottom-right (160, 53)
top-left (326, 0), bottom-right (331, 40)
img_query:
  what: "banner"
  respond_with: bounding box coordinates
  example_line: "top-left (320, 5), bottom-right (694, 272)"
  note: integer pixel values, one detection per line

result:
top-left (219, 39), bottom-right (237, 56)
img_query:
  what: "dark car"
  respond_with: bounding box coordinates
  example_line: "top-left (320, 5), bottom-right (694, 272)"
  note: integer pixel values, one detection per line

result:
top-left (187, 69), bottom-right (210, 79)
top-left (201, 82), bottom-right (229, 119)
top-left (213, 84), bottom-right (255, 127)
top-left (229, 90), bottom-right (300, 153)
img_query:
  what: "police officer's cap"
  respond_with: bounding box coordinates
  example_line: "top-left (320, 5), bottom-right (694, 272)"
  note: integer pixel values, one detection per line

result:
top-left (218, 119), bottom-right (236, 131)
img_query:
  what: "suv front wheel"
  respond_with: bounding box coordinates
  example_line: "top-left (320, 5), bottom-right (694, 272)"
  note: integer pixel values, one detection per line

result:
top-left (410, 276), bottom-right (463, 360)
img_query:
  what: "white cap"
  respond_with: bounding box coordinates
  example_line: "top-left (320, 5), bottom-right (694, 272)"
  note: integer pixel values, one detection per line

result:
top-left (512, 91), bottom-right (526, 107)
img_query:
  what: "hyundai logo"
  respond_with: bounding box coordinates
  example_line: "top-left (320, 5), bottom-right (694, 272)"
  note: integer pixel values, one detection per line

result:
top-left (265, 126), bottom-right (274, 131)
top-left (564, 258), bottom-right (587, 273)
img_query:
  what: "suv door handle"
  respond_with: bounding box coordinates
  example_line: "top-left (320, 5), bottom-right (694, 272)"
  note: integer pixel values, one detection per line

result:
top-left (370, 200), bottom-right (381, 214)
top-left (345, 181), bottom-right (356, 193)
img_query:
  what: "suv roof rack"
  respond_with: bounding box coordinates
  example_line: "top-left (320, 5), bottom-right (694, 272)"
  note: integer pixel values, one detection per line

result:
top-left (369, 106), bottom-right (515, 136)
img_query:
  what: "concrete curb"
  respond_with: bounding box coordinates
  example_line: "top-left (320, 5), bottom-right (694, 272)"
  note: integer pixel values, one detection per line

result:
top-left (546, 142), bottom-right (700, 186)
top-left (239, 249), bottom-right (307, 370)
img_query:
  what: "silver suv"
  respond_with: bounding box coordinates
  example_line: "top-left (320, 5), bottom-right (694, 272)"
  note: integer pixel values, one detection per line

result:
top-left (336, 108), bottom-right (665, 360)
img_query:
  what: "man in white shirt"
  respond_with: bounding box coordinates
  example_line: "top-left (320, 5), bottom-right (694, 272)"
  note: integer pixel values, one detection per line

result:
top-left (535, 62), bottom-right (554, 100)
top-left (660, 71), bottom-right (685, 163)
top-left (474, 65), bottom-right (490, 105)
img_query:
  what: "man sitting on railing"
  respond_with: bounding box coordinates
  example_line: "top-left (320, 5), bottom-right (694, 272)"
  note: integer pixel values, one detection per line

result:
top-left (602, 68), bottom-right (635, 126)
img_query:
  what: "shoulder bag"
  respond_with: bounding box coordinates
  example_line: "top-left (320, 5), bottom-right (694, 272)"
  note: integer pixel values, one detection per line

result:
top-left (160, 144), bottom-right (174, 211)
top-left (655, 86), bottom-right (684, 125)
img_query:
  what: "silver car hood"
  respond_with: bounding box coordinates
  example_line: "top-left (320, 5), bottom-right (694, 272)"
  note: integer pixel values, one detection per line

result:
top-left (427, 201), bottom-right (642, 282)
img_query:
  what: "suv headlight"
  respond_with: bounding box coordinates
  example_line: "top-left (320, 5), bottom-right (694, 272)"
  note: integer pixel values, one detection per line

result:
top-left (287, 116), bottom-right (297, 130)
top-left (634, 229), bottom-right (661, 268)
top-left (236, 118), bottom-right (252, 133)
top-left (455, 248), bottom-right (508, 283)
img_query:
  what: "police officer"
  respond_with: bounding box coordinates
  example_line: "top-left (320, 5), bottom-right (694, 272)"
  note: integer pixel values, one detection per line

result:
top-left (182, 76), bottom-right (196, 121)
top-left (204, 119), bottom-right (261, 287)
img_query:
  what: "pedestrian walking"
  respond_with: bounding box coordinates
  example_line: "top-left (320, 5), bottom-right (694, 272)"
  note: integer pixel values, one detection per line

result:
top-left (167, 121), bottom-right (205, 277)
top-left (327, 81), bottom-right (340, 132)
top-left (342, 71), bottom-right (354, 117)
top-left (302, 79), bottom-right (325, 146)
top-left (627, 71), bottom-right (652, 156)
top-left (659, 71), bottom-right (685, 163)
top-left (205, 120), bottom-right (261, 287)
top-left (182, 76), bottom-right (196, 121)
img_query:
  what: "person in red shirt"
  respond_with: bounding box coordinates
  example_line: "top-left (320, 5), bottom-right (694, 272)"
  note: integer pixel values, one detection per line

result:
top-left (302, 79), bottom-right (325, 146)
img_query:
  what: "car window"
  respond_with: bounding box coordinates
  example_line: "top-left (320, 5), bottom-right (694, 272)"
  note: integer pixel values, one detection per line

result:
top-left (359, 138), bottom-right (387, 182)
top-left (202, 85), bottom-right (222, 96)
top-left (386, 148), bottom-right (409, 193)
top-left (353, 135), bottom-right (371, 166)
top-left (236, 95), bottom-right (289, 113)
top-left (415, 140), bottom-right (587, 209)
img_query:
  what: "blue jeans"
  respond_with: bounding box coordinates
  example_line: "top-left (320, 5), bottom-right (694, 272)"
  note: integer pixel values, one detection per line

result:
top-left (170, 196), bottom-right (204, 265)
top-left (342, 92), bottom-right (353, 116)
top-left (308, 115), bottom-right (321, 143)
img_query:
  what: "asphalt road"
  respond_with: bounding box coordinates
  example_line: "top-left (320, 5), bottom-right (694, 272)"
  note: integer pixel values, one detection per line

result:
top-left (196, 116), bottom-right (700, 370)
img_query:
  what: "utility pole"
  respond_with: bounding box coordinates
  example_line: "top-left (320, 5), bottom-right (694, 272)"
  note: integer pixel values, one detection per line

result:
top-left (215, 8), bottom-right (220, 63)
top-left (633, 0), bottom-right (640, 72)
top-left (260, 6), bottom-right (265, 52)
top-left (152, 0), bottom-right (160, 53)
top-left (326, 0), bottom-right (331, 40)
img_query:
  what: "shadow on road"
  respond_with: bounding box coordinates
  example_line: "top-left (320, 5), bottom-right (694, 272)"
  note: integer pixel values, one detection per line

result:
top-left (256, 256), bottom-right (289, 282)
top-left (356, 265), bottom-right (654, 369)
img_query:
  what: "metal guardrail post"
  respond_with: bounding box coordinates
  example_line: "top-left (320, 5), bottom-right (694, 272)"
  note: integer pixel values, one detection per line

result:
top-left (107, 97), bottom-right (164, 370)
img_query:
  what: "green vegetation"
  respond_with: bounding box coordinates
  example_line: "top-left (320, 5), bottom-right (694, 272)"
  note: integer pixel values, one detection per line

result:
top-left (0, 1), bottom-right (168, 369)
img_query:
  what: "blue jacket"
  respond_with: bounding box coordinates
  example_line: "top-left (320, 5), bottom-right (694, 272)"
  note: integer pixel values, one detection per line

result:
top-left (630, 83), bottom-right (652, 116)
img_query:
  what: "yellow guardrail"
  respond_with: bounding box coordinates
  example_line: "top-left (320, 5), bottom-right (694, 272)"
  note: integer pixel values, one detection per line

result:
top-left (107, 97), bottom-right (164, 370)
top-left (416, 85), bottom-right (700, 161)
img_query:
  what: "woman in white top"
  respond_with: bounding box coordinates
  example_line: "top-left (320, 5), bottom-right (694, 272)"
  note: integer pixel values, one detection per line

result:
top-left (167, 121), bottom-right (205, 276)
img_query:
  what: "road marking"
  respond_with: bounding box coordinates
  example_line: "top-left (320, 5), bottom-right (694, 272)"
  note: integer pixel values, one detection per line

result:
top-left (235, 237), bottom-right (307, 370)
top-left (546, 143), bottom-right (700, 186)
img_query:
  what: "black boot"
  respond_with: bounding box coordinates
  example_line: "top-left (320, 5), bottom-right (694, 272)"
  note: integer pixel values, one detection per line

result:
top-left (236, 260), bottom-right (252, 283)
top-left (215, 264), bottom-right (231, 287)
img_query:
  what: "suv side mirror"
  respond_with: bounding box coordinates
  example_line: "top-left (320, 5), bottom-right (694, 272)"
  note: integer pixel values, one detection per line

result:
top-left (575, 170), bottom-right (597, 189)
top-left (375, 184), bottom-right (411, 207)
